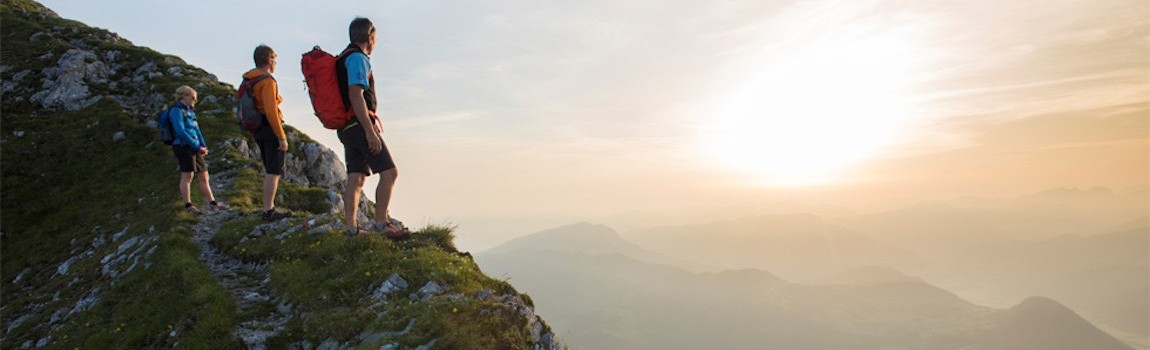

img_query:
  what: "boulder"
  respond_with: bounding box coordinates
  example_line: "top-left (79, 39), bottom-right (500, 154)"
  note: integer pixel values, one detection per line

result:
top-left (29, 49), bottom-right (110, 111)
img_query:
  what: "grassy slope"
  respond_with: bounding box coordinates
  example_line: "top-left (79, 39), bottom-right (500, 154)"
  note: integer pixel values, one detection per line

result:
top-left (1, 1), bottom-right (552, 349)
top-left (1, 2), bottom-right (244, 348)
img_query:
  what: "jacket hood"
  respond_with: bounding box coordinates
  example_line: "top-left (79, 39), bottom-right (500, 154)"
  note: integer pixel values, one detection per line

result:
top-left (242, 68), bottom-right (272, 80)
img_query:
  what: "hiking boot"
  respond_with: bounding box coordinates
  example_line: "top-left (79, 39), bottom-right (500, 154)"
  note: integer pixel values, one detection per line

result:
top-left (209, 201), bottom-right (230, 211)
top-left (345, 226), bottom-right (366, 237)
top-left (185, 205), bottom-right (203, 215)
top-left (261, 208), bottom-right (293, 222)
top-left (372, 218), bottom-right (411, 239)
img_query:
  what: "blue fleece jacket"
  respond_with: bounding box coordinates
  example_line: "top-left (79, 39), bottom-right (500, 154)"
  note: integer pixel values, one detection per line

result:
top-left (168, 101), bottom-right (205, 149)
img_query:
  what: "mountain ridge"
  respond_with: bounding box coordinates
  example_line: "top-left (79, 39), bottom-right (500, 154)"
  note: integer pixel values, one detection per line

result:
top-left (0, 1), bottom-right (561, 348)
top-left (478, 221), bottom-right (1136, 349)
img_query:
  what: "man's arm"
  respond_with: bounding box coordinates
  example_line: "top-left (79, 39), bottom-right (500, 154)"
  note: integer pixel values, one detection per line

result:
top-left (258, 78), bottom-right (288, 151)
top-left (349, 85), bottom-right (381, 154)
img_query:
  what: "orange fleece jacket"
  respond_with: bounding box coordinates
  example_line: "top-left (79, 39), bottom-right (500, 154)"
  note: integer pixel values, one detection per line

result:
top-left (243, 68), bottom-right (285, 139)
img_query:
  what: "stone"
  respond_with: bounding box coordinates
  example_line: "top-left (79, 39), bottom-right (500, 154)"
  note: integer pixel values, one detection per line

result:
top-left (416, 281), bottom-right (445, 301)
top-left (29, 49), bottom-right (110, 111)
top-left (372, 273), bottom-right (409, 300)
top-left (315, 339), bottom-right (342, 350)
top-left (57, 255), bottom-right (80, 275)
top-left (112, 131), bottom-right (126, 141)
top-left (413, 339), bottom-right (437, 350)
top-left (300, 142), bottom-right (346, 189)
top-left (1, 70), bottom-right (32, 94)
top-left (7, 314), bottom-right (30, 334)
top-left (49, 307), bottom-right (69, 324)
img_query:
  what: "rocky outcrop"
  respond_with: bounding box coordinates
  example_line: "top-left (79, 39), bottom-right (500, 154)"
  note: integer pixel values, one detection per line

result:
top-left (28, 49), bottom-right (108, 110)
top-left (5, 20), bottom-right (223, 120)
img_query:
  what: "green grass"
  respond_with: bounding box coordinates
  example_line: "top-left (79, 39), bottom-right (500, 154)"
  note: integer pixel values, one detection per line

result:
top-left (1, 1), bottom-right (558, 349)
top-left (1, 2), bottom-right (244, 347)
top-left (50, 230), bottom-right (245, 349)
top-left (210, 217), bottom-right (541, 349)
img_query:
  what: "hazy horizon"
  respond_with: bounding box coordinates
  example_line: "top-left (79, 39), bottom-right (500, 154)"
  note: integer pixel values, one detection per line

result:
top-left (38, 0), bottom-right (1149, 252)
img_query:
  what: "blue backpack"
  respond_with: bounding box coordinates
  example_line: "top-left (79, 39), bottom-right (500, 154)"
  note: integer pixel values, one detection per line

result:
top-left (157, 107), bottom-right (175, 145)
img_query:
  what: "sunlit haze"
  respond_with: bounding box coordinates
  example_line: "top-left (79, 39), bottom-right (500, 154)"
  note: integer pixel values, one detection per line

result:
top-left (39, 0), bottom-right (1149, 252)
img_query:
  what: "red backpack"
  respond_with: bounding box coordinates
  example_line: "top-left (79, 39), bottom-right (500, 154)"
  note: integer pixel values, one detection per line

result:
top-left (301, 46), bottom-right (353, 129)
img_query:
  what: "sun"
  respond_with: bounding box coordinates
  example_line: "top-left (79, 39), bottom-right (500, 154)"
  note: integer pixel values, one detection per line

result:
top-left (706, 32), bottom-right (922, 187)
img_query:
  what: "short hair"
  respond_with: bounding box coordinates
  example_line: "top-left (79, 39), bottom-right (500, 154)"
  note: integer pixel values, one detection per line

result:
top-left (175, 85), bottom-right (197, 98)
top-left (253, 44), bottom-right (275, 67)
top-left (349, 17), bottom-right (375, 44)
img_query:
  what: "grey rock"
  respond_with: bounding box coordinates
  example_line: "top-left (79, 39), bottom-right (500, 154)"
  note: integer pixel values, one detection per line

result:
top-left (35, 337), bottom-right (50, 348)
top-left (117, 236), bottom-right (140, 255)
top-left (222, 137), bottom-right (257, 159)
top-left (315, 339), bottom-right (344, 350)
top-left (112, 226), bottom-right (128, 241)
top-left (7, 314), bottom-right (30, 334)
top-left (372, 273), bottom-right (409, 300)
top-left (413, 339), bottom-right (437, 350)
top-left (49, 307), bottom-right (70, 324)
top-left (378, 344), bottom-right (399, 350)
top-left (57, 255), bottom-right (80, 275)
top-left (30, 49), bottom-right (110, 111)
top-left (300, 142), bottom-right (346, 189)
top-left (288, 341), bottom-right (314, 350)
top-left (1, 70), bottom-right (32, 94)
top-left (416, 281), bottom-right (446, 301)
top-left (13, 130), bottom-right (25, 138)
top-left (113, 131), bottom-right (126, 141)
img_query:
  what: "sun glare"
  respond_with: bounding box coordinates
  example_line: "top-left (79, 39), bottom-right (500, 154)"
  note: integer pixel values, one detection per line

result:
top-left (707, 31), bottom-right (922, 187)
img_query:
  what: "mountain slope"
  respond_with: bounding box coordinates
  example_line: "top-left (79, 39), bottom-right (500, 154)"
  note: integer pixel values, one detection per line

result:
top-left (483, 222), bottom-right (717, 271)
top-left (622, 213), bottom-right (924, 280)
top-left (479, 222), bottom-right (1136, 349)
top-left (0, 1), bottom-right (560, 349)
top-left (976, 297), bottom-right (1135, 350)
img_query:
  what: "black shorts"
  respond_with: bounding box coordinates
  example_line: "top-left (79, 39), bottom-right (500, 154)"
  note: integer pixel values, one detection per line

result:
top-left (253, 127), bottom-right (286, 175)
top-left (172, 145), bottom-right (207, 173)
top-left (337, 122), bottom-right (395, 175)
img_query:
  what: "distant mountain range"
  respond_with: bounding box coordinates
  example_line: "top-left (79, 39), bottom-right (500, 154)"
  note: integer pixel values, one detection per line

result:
top-left (476, 222), bottom-right (1137, 349)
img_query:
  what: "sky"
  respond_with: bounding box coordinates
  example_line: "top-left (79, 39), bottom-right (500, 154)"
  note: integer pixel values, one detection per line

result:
top-left (39, 0), bottom-right (1149, 251)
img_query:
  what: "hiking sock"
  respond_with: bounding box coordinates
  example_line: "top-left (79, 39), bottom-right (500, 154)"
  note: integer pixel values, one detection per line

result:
top-left (210, 200), bottom-right (219, 207)
top-left (185, 202), bottom-right (194, 208)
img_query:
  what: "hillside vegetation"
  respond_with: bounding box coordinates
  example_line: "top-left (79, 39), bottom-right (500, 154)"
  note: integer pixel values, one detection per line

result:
top-left (0, 1), bottom-right (560, 348)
